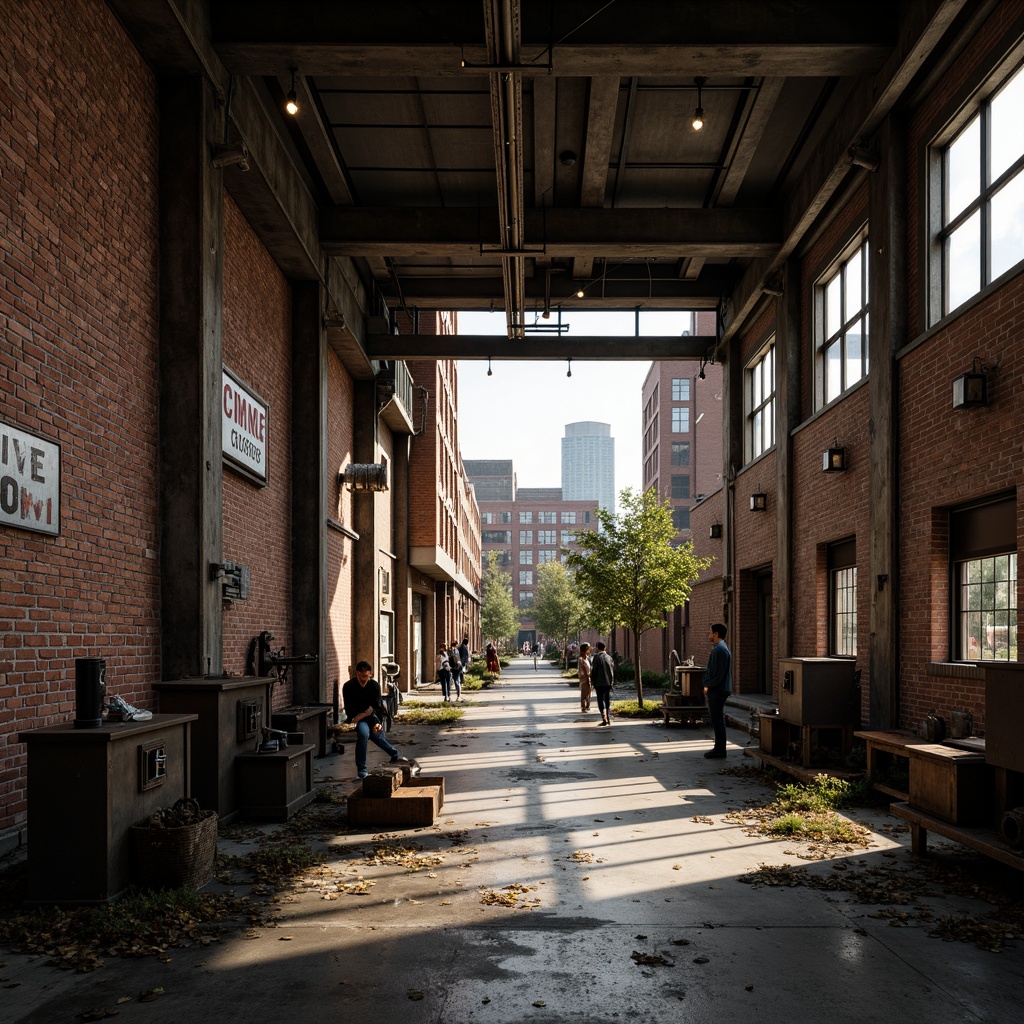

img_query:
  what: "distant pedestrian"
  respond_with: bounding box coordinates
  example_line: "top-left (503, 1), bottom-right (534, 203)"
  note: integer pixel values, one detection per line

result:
top-left (590, 641), bottom-right (615, 726)
top-left (437, 645), bottom-right (453, 701)
top-left (577, 642), bottom-right (592, 712)
top-left (702, 623), bottom-right (732, 759)
top-left (448, 641), bottom-right (463, 700)
top-left (459, 636), bottom-right (471, 676)
top-left (485, 641), bottom-right (500, 676)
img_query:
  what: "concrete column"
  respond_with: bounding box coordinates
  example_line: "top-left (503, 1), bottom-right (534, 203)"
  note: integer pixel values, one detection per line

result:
top-left (352, 380), bottom-right (377, 664)
top-left (392, 434), bottom-right (411, 690)
top-left (291, 281), bottom-right (327, 703)
top-left (868, 116), bottom-right (905, 728)
top-left (158, 76), bottom-right (224, 680)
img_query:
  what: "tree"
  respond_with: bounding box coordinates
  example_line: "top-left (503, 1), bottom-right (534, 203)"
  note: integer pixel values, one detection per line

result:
top-left (479, 552), bottom-right (519, 648)
top-left (533, 561), bottom-right (588, 667)
top-left (566, 487), bottom-right (713, 708)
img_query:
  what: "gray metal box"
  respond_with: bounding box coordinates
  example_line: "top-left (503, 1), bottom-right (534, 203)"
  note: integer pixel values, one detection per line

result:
top-left (778, 657), bottom-right (858, 726)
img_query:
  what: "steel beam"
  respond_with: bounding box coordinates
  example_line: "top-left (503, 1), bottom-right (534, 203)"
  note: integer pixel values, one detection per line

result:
top-left (364, 334), bottom-right (717, 361)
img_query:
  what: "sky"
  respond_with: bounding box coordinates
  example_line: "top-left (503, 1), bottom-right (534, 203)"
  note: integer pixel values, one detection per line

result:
top-left (455, 309), bottom-right (695, 498)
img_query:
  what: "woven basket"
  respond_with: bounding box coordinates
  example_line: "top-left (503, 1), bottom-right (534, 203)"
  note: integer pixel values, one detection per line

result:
top-left (132, 809), bottom-right (218, 890)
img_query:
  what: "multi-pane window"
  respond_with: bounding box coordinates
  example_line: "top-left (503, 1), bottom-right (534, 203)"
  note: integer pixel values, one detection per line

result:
top-left (482, 512), bottom-right (495, 524)
top-left (519, 570), bottom-right (533, 586)
top-left (819, 240), bottom-right (869, 405)
top-left (560, 530), bottom-right (573, 544)
top-left (959, 555), bottom-right (1017, 661)
top-left (538, 549), bottom-right (558, 563)
top-left (671, 508), bottom-right (690, 531)
top-left (538, 511), bottom-right (557, 524)
top-left (519, 530), bottom-right (533, 544)
top-left (519, 511), bottom-right (533, 524)
top-left (670, 475), bottom-right (689, 499)
top-left (482, 530), bottom-right (511, 544)
top-left (519, 550), bottom-right (533, 564)
top-left (537, 530), bottom-right (556, 545)
top-left (671, 407), bottom-right (690, 433)
top-left (499, 511), bottom-right (512, 523)
top-left (832, 568), bottom-right (857, 657)
top-left (494, 551), bottom-right (511, 566)
top-left (519, 591), bottom-right (534, 608)
top-left (584, 512), bottom-right (590, 523)
top-left (561, 511), bottom-right (576, 524)
top-left (747, 340), bottom-right (775, 461)
top-left (672, 378), bottom-right (690, 401)
top-left (939, 62), bottom-right (1024, 317)
top-left (671, 441), bottom-right (690, 466)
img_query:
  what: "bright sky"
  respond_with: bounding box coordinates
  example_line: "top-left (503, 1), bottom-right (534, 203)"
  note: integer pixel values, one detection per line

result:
top-left (456, 309), bottom-right (695, 497)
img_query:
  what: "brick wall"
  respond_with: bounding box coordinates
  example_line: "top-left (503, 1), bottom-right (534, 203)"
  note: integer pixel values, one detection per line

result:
top-left (0, 0), bottom-right (160, 835)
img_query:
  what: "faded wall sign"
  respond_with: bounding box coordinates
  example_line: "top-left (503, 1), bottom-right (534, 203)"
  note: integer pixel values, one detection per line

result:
top-left (222, 368), bottom-right (269, 485)
top-left (0, 421), bottom-right (60, 536)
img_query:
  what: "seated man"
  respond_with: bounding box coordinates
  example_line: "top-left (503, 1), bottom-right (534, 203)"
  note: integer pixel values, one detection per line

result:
top-left (342, 660), bottom-right (407, 779)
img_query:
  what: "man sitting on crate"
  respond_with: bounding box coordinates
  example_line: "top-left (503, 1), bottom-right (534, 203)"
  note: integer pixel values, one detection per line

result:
top-left (343, 661), bottom-right (409, 780)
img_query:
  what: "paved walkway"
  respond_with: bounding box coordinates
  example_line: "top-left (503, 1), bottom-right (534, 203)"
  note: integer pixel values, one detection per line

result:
top-left (4, 658), bottom-right (1023, 1023)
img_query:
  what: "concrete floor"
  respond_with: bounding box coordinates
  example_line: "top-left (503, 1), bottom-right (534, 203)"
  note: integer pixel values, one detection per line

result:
top-left (4, 658), bottom-right (1024, 1024)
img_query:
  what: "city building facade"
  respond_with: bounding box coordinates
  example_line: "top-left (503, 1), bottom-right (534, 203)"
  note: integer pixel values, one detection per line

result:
top-left (561, 421), bottom-right (615, 513)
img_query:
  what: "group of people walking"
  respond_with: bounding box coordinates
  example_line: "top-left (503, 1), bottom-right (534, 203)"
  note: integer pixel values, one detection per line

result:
top-left (437, 637), bottom-right (470, 701)
top-left (576, 640), bottom-right (616, 725)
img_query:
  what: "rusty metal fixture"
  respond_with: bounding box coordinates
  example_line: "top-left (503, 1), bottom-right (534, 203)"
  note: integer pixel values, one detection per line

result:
top-left (999, 807), bottom-right (1024, 847)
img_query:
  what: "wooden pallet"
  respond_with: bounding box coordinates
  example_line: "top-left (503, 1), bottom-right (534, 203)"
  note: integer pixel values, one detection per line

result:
top-left (889, 801), bottom-right (1024, 870)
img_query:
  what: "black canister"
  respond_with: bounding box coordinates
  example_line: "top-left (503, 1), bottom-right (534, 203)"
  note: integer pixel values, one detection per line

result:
top-left (74, 658), bottom-right (106, 728)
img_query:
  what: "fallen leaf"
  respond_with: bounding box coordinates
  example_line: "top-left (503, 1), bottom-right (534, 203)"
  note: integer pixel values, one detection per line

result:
top-left (533, 1000), bottom-right (546, 1007)
top-left (407, 989), bottom-right (425, 1000)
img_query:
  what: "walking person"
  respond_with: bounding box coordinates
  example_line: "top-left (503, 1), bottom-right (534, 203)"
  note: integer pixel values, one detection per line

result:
top-left (437, 645), bottom-right (453, 701)
top-left (448, 641), bottom-right (463, 700)
top-left (577, 642), bottom-right (592, 712)
top-left (343, 660), bottom-right (407, 779)
top-left (485, 641), bottom-right (500, 676)
top-left (590, 641), bottom-right (615, 726)
top-left (459, 636), bottom-right (471, 682)
top-left (702, 623), bottom-right (732, 758)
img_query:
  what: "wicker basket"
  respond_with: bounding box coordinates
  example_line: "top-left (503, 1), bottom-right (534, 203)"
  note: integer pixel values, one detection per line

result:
top-left (132, 809), bottom-right (218, 890)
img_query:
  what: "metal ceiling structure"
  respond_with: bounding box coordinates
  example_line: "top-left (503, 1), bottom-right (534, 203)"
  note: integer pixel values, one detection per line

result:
top-left (111, 0), bottom-right (977, 359)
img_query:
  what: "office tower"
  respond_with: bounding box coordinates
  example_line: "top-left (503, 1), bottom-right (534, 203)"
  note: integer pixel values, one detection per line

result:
top-left (561, 421), bottom-right (615, 513)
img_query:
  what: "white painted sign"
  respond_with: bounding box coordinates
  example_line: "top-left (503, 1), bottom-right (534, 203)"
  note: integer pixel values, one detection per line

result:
top-left (222, 368), bottom-right (269, 484)
top-left (0, 421), bottom-right (60, 536)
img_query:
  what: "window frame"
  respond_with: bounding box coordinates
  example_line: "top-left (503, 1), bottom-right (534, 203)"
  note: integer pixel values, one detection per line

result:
top-left (744, 336), bottom-right (776, 464)
top-left (671, 377), bottom-right (690, 402)
top-left (671, 406), bottom-right (690, 433)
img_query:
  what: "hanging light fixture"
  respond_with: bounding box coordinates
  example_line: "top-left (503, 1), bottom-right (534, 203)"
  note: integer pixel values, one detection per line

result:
top-left (285, 68), bottom-right (299, 116)
top-left (692, 76), bottom-right (706, 131)
top-left (487, 356), bottom-right (493, 377)
top-left (750, 492), bottom-right (767, 512)
top-left (951, 357), bottom-right (990, 408)
top-left (566, 357), bottom-right (572, 378)
top-left (822, 437), bottom-right (847, 472)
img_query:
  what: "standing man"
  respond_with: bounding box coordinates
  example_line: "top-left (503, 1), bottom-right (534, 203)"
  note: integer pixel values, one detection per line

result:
top-left (702, 623), bottom-right (732, 758)
top-left (590, 641), bottom-right (615, 726)
top-left (577, 642), bottom-right (592, 713)
top-left (459, 636), bottom-right (471, 683)
top-left (343, 660), bottom-right (407, 779)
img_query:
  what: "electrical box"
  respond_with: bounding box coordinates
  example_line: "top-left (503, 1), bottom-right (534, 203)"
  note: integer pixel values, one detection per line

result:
top-left (778, 657), bottom-right (859, 726)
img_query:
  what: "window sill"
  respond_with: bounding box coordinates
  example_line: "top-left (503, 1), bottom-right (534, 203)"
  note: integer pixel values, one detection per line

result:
top-left (926, 661), bottom-right (985, 681)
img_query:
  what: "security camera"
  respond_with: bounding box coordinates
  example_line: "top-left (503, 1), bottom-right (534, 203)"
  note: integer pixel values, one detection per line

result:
top-left (211, 142), bottom-right (250, 171)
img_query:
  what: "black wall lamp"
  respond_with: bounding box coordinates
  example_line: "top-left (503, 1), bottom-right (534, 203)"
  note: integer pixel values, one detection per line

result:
top-left (710, 522), bottom-right (723, 538)
top-left (822, 438), bottom-right (847, 472)
top-left (750, 493), bottom-right (767, 512)
top-left (952, 358), bottom-right (990, 409)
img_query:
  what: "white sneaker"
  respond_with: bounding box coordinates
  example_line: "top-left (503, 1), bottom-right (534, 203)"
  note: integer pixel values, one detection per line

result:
top-left (105, 694), bottom-right (153, 721)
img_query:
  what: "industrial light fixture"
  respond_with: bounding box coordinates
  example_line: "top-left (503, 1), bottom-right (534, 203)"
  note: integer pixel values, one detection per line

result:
top-left (566, 357), bottom-right (572, 378)
top-left (487, 356), bottom-right (493, 377)
top-left (822, 438), bottom-right (847, 472)
top-left (559, 150), bottom-right (577, 167)
top-left (576, 286), bottom-right (585, 299)
top-left (750, 492), bottom-right (767, 512)
top-left (709, 523), bottom-right (723, 539)
top-left (952, 357), bottom-right (990, 409)
top-left (285, 68), bottom-right (299, 116)
top-left (692, 76), bottom-right (707, 131)
top-left (542, 269), bottom-right (551, 319)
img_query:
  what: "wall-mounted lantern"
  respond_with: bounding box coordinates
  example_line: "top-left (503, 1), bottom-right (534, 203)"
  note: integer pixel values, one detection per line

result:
top-left (709, 522), bottom-right (723, 539)
top-left (822, 439), bottom-right (847, 472)
top-left (750, 493), bottom-right (767, 512)
top-left (952, 358), bottom-right (990, 409)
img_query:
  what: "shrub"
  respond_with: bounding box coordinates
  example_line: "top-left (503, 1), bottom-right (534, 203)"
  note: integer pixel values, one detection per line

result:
top-left (615, 659), bottom-right (635, 682)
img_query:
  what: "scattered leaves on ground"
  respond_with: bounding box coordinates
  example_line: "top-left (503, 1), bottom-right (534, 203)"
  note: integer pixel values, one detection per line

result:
top-left (479, 884), bottom-right (541, 909)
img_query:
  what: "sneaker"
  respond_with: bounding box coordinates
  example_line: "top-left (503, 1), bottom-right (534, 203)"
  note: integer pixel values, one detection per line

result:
top-left (703, 749), bottom-right (727, 759)
top-left (105, 694), bottom-right (153, 721)
top-left (390, 755), bottom-right (411, 764)
top-left (357, 770), bottom-right (368, 779)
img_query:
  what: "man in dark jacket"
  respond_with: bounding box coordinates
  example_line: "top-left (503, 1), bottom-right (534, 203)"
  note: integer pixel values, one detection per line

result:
top-left (590, 641), bottom-right (616, 726)
top-left (702, 623), bottom-right (732, 758)
top-left (343, 660), bottom-right (406, 779)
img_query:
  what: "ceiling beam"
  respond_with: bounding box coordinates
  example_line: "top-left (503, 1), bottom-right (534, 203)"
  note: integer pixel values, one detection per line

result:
top-left (365, 334), bottom-right (718, 361)
top-left (320, 207), bottom-right (781, 257)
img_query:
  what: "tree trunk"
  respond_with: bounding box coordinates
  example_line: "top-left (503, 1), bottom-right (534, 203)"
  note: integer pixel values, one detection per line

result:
top-left (633, 629), bottom-right (644, 708)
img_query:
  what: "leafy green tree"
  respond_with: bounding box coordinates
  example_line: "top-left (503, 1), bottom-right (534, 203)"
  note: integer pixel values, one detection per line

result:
top-left (480, 552), bottom-right (518, 647)
top-left (566, 487), bottom-right (713, 707)
top-left (533, 561), bottom-right (588, 666)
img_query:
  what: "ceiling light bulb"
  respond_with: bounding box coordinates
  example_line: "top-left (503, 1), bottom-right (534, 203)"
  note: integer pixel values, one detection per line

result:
top-left (576, 288), bottom-right (585, 299)
top-left (692, 107), bottom-right (704, 131)
top-left (286, 91), bottom-right (299, 116)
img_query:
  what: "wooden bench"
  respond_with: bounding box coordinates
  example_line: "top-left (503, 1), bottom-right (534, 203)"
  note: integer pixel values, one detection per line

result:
top-left (889, 801), bottom-right (1024, 871)
top-left (906, 743), bottom-right (992, 826)
top-left (854, 729), bottom-right (918, 800)
top-left (760, 716), bottom-right (854, 768)
top-left (745, 746), bottom-right (862, 785)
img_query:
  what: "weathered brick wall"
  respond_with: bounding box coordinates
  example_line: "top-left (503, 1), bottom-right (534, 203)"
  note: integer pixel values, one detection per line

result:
top-left (0, 0), bottom-right (160, 835)
top-left (221, 195), bottom-right (294, 704)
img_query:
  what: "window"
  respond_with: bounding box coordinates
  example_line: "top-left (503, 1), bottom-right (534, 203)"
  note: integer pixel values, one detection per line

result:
top-left (482, 530), bottom-right (511, 544)
top-left (746, 340), bottom-right (775, 461)
top-left (936, 62), bottom-right (1024, 317)
top-left (519, 530), bottom-right (533, 544)
top-left (561, 530), bottom-right (573, 544)
top-left (499, 511), bottom-right (512, 523)
top-left (584, 512), bottom-right (591, 523)
top-left (671, 508), bottom-right (690, 531)
top-left (519, 570), bottom-right (533, 586)
top-left (537, 530), bottom-right (556, 545)
top-left (951, 496), bottom-right (1017, 661)
top-left (671, 441), bottom-right (690, 466)
top-left (495, 551), bottom-right (511, 566)
top-left (818, 239), bottom-right (869, 405)
top-left (670, 475), bottom-right (690, 500)
top-left (538, 511), bottom-right (557, 524)
top-left (561, 511), bottom-right (576, 524)
top-left (828, 539), bottom-right (857, 657)
top-left (519, 511), bottom-right (533, 523)
top-left (538, 549), bottom-right (557, 563)
top-left (482, 511), bottom-right (495, 524)
top-left (519, 550), bottom-right (533, 564)
top-left (672, 377), bottom-right (690, 401)
top-left (671, 407), bottom-right (690, 433)
top-left (519, 591), bottom-right (534, 608)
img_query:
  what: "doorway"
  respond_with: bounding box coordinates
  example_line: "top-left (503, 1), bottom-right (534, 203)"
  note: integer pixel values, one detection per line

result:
top-left (755, 571), bottom-right (773, 694)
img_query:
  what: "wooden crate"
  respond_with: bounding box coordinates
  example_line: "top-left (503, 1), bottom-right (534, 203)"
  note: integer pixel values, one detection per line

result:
top-left (347, 781), bottom-right (443, 827)
top-left (855, 729), bottom-right (917, 800)
top-left (235, 745), bottom-right (315, 821)
top-left (907, 744), bottom-right (993, 826)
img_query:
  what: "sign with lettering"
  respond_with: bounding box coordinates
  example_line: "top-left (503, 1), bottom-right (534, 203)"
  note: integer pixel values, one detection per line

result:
top-left (0, 421), bottom-right (60, 536)
top-left (222, 368), bottom-right (269, 485)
